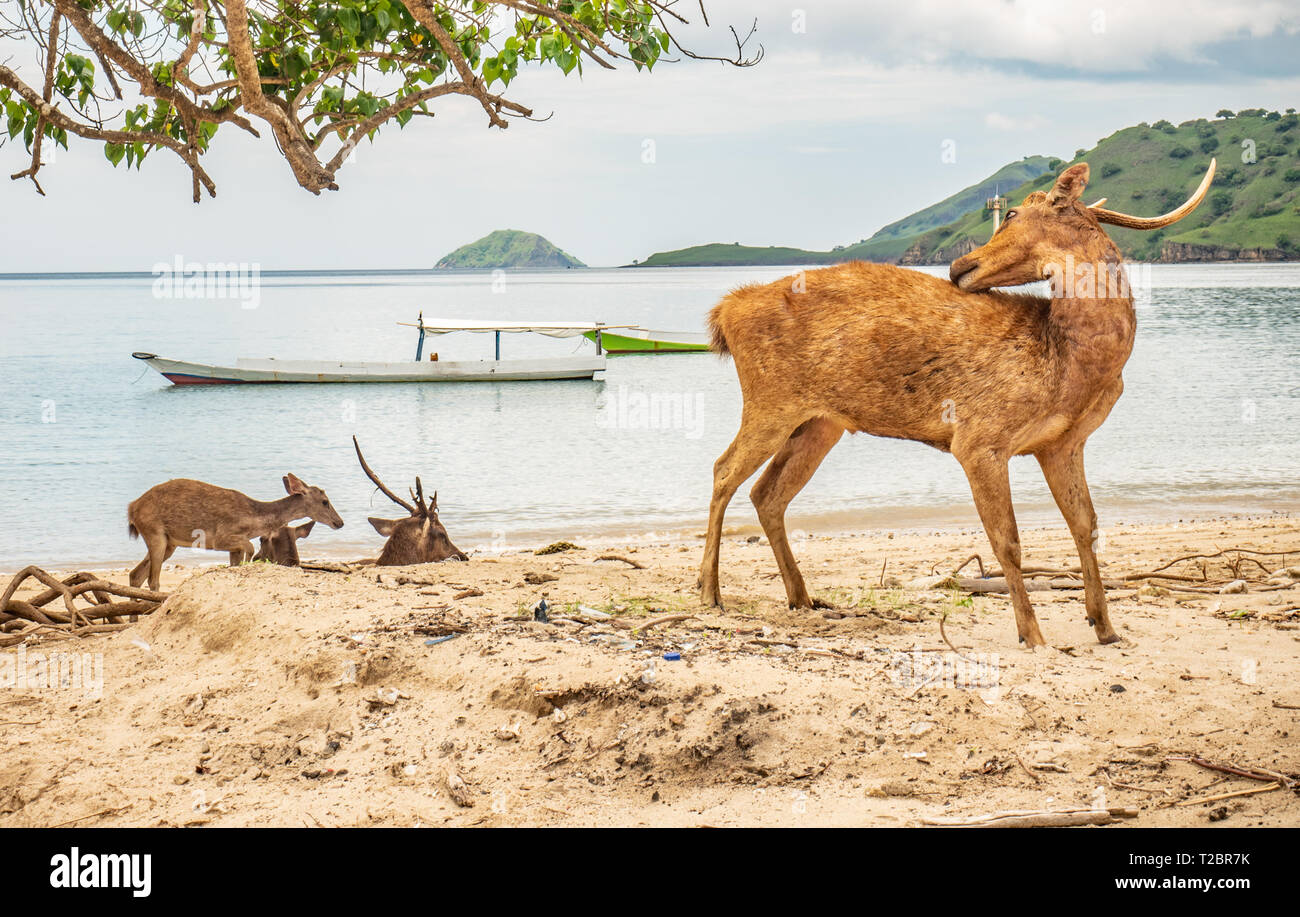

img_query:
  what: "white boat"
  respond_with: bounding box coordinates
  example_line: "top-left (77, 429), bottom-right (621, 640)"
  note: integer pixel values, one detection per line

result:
top-left (133, 317), bottom-right (634, 386)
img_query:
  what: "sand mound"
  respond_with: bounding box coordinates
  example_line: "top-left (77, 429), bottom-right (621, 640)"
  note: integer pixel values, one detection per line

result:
top-left (2, 517), bottom-right (1298, 826)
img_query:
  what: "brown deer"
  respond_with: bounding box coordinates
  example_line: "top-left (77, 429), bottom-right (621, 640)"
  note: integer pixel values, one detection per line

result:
top-left (128, 475), bottom-right (345, 590)
top-left (353, 436), bottom-right (467, 565)
top-left (253, 521), bottom-right (316, 566)
top-left (700, 160), bottom-right (1215, 648)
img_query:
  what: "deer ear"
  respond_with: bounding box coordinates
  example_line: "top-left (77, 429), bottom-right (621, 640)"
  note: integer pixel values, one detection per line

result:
top-left (284, 473), bottom-right (306, 495)
top-left (369, 517), bottom-right (397, 537)
top-left (296, 521), bottom-right (316, 539)
top-left (1047, 163), bottom-right (1090, 207)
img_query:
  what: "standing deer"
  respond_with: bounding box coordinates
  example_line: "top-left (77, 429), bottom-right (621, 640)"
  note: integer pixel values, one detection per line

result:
top-left (353, 436), bottom-right (467, 565)
top-left (128, 474), bottom-right (345, 590)
top-left (700, 160), bottom-right (1215, 647)
top-left (253, 521), bottom-right (316, 566)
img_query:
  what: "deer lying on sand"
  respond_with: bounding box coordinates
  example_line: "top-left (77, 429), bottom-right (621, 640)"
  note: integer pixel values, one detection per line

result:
top-left (353, 436), bottom-right (467, 565)
top-left (128, 475), bottom-right (345, 590)
top-left (253, 522), bottom-right (316, 567)
top-left (700, 160), bottom-right (1215, 647)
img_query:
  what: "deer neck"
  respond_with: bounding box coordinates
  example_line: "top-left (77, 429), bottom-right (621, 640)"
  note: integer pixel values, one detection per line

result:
top-left (249, 494), bottom-right (306, 534)
top-left (1047, 244), bottom-right (1137, 386)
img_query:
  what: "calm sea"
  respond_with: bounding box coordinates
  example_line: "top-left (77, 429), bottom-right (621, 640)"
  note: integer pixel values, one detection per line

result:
top-left (1, 264), bottom-right (1298, 571)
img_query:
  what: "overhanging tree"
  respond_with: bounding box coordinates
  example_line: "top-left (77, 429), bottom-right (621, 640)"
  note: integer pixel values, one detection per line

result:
top-left (0, 1), bottom-right (759, 201)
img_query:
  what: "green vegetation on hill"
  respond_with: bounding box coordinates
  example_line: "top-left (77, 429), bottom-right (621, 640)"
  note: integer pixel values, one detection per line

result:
top-left (633, 109), bottom-right (1300, 266)
top-left (436, 229), bottom-right (586, 270)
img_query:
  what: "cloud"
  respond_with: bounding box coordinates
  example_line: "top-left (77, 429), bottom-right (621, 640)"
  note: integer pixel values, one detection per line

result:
top-left (985, 112), bottom-right (1051, 132)
top-left (690, 0), bottom-right (1300, 76)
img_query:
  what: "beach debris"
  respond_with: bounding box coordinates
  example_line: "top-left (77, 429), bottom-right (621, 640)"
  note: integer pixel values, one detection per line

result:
top-left (640, 660), bottom-right (658, 685)
top-left (424, 634), bottom-right (461, 647)
top-left (921, 806), bottom-right (1138, 828)
top-left (1164, 754), bottom-right (1297, 789)
top-left (1218, 579), bottom-right (1248, 594)
top-left (535, 541), bottom-right (580, 555)
top-left (576, 605), bottom-right (612, 620)
top-left (551, 707), bottom-right (568, 724)
top-left (524, 572), bottom-right (559, 585)
top-left (532, 598), bottom-right (550, 623)
top-left (0, 566), bottom-right (168, 647)
top-left (663, 652), bottom-right (682, 662)
top-left (368, 687), bottom-right (407, 708)
top-left (589, 633), bottom-right (636, 651)
top-left (454, 587), bottom-right (484, 600)
top-left (444, 771), bottom-right (474, 808)
top-left (496, 721), bottom-right (522, 741)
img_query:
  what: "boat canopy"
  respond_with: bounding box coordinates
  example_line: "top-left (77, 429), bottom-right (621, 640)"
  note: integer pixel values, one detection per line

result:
top-left (399, 319), bottom-right (634, 339)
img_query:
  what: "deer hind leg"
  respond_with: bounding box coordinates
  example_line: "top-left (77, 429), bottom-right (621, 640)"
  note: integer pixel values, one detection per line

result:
top-left (144, 534), bottom-right (172, 593)
top-left (1037, 444), bottom-right (1119, 644)
top-left (958, 453), bottom-right (1047, 648)
top-left (699, 412), bottom-right (801, 608)
top-left (750, 417), bottom-right (844, 609)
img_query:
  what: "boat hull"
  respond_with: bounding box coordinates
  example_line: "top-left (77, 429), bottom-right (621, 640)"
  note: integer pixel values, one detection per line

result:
top-left (136, 354), bottom-right (605, 385)
top-left (584, 329), bottom-right (710, 354)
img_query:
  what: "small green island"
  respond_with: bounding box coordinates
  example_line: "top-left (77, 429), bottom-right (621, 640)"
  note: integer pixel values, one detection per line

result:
top-left (434, 229), bottom-right (587, 270)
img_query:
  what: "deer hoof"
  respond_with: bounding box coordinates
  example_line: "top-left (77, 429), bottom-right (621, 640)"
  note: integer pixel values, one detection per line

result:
top-left (1096, 630), bottom-right (1121, 645)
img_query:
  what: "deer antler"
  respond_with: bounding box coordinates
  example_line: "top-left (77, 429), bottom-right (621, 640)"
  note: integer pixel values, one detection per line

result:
top-left (353, 436), bottom-right (416, 514)
top-left (413, 476), bottom-right (429, 517)
top-left (1090, 160), bottom-right (1215, 229)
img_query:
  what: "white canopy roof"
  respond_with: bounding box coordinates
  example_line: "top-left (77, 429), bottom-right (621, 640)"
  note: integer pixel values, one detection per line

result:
top-left (399, 319), bottom-right (635, 339)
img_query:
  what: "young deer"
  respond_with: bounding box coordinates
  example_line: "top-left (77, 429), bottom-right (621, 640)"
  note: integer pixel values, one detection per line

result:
top-left (128, 474), bottom-right (344, 590)
top-left (700, 160), bottom-right (1215, 647)
top-left (253, 521), bottom-right (316, 566)
top-left (353, 437), bottom-right (467, 566)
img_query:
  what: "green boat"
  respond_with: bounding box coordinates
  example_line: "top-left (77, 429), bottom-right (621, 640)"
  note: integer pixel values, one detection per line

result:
top-left (582, 327), bottom-right (711, 354)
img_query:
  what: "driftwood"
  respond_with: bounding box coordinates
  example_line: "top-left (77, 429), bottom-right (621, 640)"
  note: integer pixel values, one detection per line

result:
top-left (922, 806), bottom-right (1138, 828)
top-left (0, 566), bottom-right (167, 646)
top-left (946, 545), bottom-right (1297, 598)
top-left (613, 612), bottom-right (696, 632)
top-left (594, 554), bottom-right (645, 570)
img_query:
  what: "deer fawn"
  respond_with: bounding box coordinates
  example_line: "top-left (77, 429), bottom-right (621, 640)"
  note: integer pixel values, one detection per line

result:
top-left (128, 475), bottom-right (344, 590)
top-left (353, 436), bottom-right (467, 565)
top-left (700, 160), bottom-right (1215, 648)
top-left (253, 521), bottom-right (316, 567)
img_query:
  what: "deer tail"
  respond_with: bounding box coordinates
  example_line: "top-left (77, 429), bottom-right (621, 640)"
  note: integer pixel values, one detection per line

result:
top-left (128, 521), bottom-right (139, 540)
top-left (707, 301), bottom-right (730, 356)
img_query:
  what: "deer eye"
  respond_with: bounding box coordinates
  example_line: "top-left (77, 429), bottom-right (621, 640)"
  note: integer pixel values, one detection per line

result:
top-left (1004, 210), bottom-right (1017, 221)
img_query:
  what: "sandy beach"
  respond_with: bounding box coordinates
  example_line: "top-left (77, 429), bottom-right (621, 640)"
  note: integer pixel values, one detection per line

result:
top-left (2, 513), bottom-right (1297, 828)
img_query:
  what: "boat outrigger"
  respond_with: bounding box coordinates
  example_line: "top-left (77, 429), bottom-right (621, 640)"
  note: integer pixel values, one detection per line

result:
top-left (581, 327), bottom-right (710, 354)
top-left (133, 315), bottom-right (635, 385)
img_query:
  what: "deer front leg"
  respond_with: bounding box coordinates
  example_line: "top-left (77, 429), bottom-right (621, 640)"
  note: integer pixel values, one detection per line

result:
top-left (699, 415), bottom-right (796, 607)
top-left (1037, 444), bottom-right (1119, 644)
top-left (958, 453), bottom-right (1047, 648)
top-left (750, 417), bottom-right (844, 609)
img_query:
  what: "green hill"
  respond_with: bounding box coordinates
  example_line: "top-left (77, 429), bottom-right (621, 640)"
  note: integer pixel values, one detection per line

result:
top-left (898, 110), bottom-right (1300, 263)
top-left (435, 229), bottom-right (586, 270)
top-left (633, 156), bottom-right (1056, 267)
top-left (633, 109), bottom-right (1300, 266)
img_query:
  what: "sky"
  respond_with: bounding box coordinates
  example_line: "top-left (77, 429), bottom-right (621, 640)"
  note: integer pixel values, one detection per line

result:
top-left (1, 0), bottom-right (1298, 271)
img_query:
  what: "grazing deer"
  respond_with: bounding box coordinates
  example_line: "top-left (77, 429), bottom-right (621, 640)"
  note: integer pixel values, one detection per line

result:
top-left (128, 475), bottom-right (345, 590)
top-left (353, 436), bottom-right (467, 565)
top-left (700, 160), bottom-right (1215, 647)
top-left (253, 521), bottom-right (316, 566)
